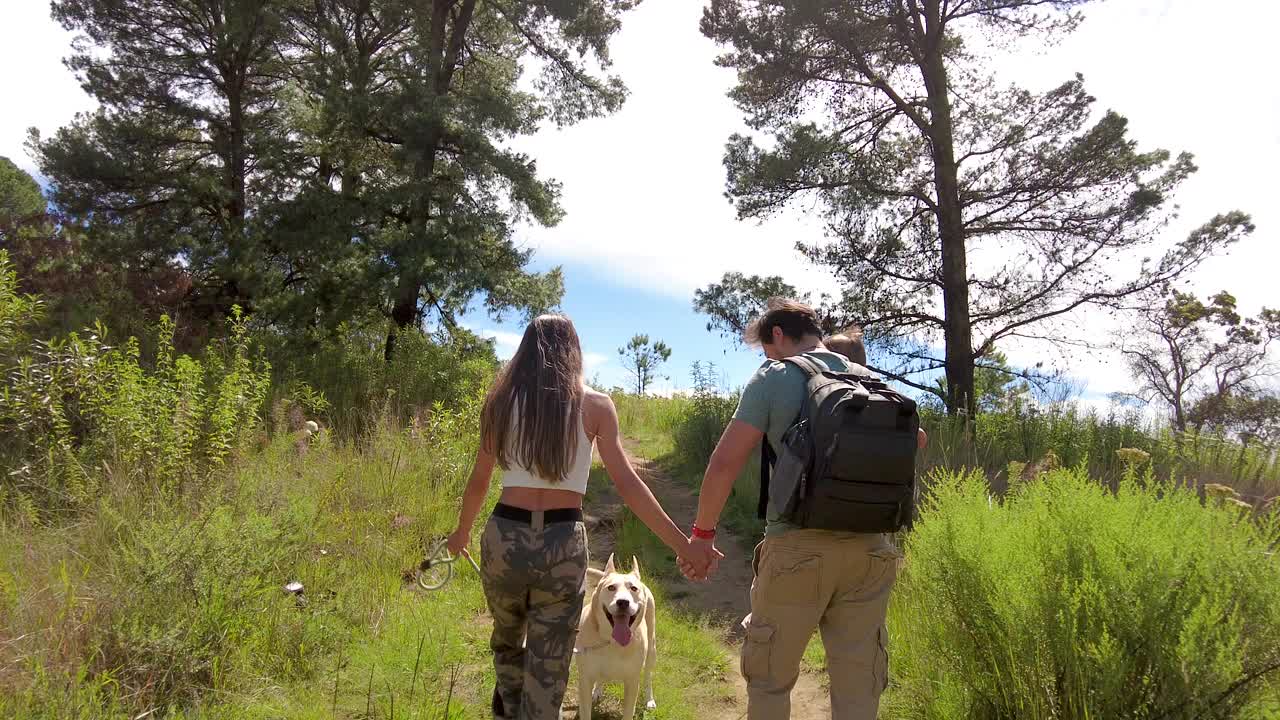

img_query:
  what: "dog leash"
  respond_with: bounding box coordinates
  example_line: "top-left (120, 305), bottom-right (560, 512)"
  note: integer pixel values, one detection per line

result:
top-left (415, 537), bottom-right (481, 591)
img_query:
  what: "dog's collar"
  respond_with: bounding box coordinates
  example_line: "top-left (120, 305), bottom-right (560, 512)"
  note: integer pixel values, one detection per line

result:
top-left (574, 639), bottom-right (613, 654)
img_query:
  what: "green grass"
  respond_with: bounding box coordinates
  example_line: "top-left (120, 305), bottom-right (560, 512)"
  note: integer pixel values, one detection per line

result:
top-left (1, 405), bottom-right (744, 718)
top-left (802, 636), bottom-right (826, 675)
top-left (0, 411), bottom-right (498, 718)
top-left (613, 392), bottom-right (764, 544)
top-left (611, 392), bottom-right (690, 461)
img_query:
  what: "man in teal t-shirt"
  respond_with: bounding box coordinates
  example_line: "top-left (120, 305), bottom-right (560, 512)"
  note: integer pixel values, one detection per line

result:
top-left (685, 299), bottom-right (922, 720)
top-left (732, 347), bottom-right (859, 536)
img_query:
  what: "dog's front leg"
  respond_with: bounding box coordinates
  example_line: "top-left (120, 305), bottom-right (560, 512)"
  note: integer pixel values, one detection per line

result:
top-left (621, 677), bottom-right (641, 720)
top-left (577, 674), bottom-right (594, 720)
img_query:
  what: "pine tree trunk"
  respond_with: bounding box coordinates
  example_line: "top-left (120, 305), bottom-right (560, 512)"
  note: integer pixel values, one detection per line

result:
top-left (920, 12), bottom-right (976, 419)
top-left (385, 278), bottom-right (421, 362)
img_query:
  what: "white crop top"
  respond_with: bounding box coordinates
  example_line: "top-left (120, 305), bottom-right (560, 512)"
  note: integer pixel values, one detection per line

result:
top-left (501, 405), bottom-right (595, 495)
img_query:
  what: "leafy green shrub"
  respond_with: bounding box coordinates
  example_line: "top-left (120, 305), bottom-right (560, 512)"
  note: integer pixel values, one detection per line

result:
top-left (886, 467), bottom-right (1280, 719)
top-left (1, 304), bottom-right (270, 517)
top-left (0, 250), bottom-right (41, 360)
top-left (265, 324), bottom-right (495, 438)
top-left (670, 393), bottom-right (735, 477)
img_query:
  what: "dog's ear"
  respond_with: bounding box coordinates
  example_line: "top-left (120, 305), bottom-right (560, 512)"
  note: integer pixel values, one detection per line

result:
top-left (603, 554), bottom-right (616, 575)
top-left (586, 567), bottom-right (606, 587)
top-left (631, 555), bottom-right (642, 580)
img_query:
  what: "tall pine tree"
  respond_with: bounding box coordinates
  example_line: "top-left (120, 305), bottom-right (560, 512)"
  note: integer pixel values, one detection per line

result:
top-left (33, 0), bottom-right (638, 352)
top-left (699, 0), bottom-right (1253, 415)
top-left (35, 0), bottom-right (291, 326)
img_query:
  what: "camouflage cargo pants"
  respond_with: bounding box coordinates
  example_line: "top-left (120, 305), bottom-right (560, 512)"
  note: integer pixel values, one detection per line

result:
top-left (480, 510), bottom-right (589, 720)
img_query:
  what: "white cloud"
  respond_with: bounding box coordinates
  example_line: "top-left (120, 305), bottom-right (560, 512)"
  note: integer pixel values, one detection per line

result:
top-left (470, 328), bottom-right (523, 359)
top-left (504, 0), bottom-right (839, 302)
top-left (583, 352), bottom-right (609, 374)
top-left (0, 4), bottom-right (96, 175)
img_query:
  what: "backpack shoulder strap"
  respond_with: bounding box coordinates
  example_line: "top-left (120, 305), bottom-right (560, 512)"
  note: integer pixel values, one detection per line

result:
top-left (781, 354), bottom-right (825, 379)
top-left (757, 354), bottom-right (827, 521)
top-left (842, 361), bottom-right (875, 379)
top-left (758, 439), bottom-right (775, 520)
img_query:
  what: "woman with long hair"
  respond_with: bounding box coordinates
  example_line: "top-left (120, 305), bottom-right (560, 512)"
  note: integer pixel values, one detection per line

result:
top-left (446, 314), bottom-right (712, 720)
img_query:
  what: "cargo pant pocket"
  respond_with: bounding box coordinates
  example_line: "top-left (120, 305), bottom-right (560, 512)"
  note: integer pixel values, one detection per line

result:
top-left (740, 619), bottom-right (775, 685)
top-left (862, 541), bottom-right (903, 596)
top-left (761, 547), bottom-right (822, 606)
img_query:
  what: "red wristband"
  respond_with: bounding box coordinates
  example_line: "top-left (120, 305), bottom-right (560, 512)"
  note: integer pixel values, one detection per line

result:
top-left (691, 524), bottom-right (716, 540)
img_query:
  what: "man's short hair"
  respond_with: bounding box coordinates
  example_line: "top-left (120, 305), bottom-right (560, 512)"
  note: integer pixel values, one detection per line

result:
top-left (824, 326), bottom-right (866, 366)
top-left (745, 298), bottom-right (823, 346)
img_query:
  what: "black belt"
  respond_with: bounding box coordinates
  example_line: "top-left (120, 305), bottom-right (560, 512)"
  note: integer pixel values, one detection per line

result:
top-left (492, 503), bottom-right (583, 525)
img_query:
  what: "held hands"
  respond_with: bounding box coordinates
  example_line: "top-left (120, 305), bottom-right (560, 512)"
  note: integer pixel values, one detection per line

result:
top-left (677, 535), bottom-right (723, 582)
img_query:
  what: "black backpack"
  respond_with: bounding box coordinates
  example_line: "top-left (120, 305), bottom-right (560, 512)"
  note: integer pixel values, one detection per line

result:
top-left (759, 355), bottom-right (920, 533)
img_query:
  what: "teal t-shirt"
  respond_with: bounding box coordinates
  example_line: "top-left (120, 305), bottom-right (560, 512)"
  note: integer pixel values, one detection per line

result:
top-left (732, 350), bottom-right (858, 536)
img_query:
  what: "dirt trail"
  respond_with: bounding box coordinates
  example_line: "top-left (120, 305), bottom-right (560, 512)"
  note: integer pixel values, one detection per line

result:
top-left (573, 444), bottom-right (829, 720)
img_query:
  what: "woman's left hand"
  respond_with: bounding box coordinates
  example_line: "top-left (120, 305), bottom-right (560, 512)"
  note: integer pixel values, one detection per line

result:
top-left (446, 526), bottom-right (470, 558)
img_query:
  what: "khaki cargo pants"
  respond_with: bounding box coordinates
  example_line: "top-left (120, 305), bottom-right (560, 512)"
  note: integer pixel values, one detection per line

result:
top-left (741, 530), bottom-right (901, 720)
top-left (480, 513), bottom-right (589, 720)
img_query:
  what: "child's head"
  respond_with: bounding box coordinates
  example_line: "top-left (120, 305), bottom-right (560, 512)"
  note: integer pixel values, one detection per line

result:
top-left (824, 326), bottom-right (866, 366)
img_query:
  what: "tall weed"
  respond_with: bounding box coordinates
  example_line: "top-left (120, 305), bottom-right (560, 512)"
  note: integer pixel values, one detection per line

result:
top-left (0, 307), bottom-right (270, 517)
top-left (922, 403), bottom-right (1279, 498)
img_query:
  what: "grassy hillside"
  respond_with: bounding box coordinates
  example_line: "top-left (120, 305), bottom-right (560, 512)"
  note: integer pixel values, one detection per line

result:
top-left (3, 258), bottom-right (1278, 718)
top-left (612, 391), bottom-right (1280, 717)
top-left (2, 408), bottom-right (493, 718)
top-left (1, 408), bottom-right (747, 718)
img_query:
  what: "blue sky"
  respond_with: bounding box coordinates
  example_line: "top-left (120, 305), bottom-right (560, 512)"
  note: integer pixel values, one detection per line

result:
top-left (4, 0), bottom-right (1277, 408)
top-left (460, 260), bottom-right (767, 396)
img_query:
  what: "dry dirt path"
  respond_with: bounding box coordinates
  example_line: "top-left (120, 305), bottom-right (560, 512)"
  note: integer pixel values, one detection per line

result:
top-left (569, 443), bottom-right (828, 720)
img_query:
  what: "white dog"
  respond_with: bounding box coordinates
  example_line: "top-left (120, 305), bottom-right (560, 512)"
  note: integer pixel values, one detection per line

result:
top-left (575, 554), bottom-right (657, 720)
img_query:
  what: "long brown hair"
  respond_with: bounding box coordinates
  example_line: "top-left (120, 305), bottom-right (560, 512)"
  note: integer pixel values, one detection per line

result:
top-left (481, 314), bottom-right (585, 481)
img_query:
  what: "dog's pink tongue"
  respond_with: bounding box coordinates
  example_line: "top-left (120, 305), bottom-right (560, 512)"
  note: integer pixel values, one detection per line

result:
top-left (611, 615), bottom-right (633, 647)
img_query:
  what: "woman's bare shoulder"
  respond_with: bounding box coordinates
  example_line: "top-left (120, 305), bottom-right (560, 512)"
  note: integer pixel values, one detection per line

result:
top-left (581, 388), bottom-right (616, 435)
top-left (582, 387), bottom-right (612, 405)
top-left (584, 388), bottom-right (617, 413)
